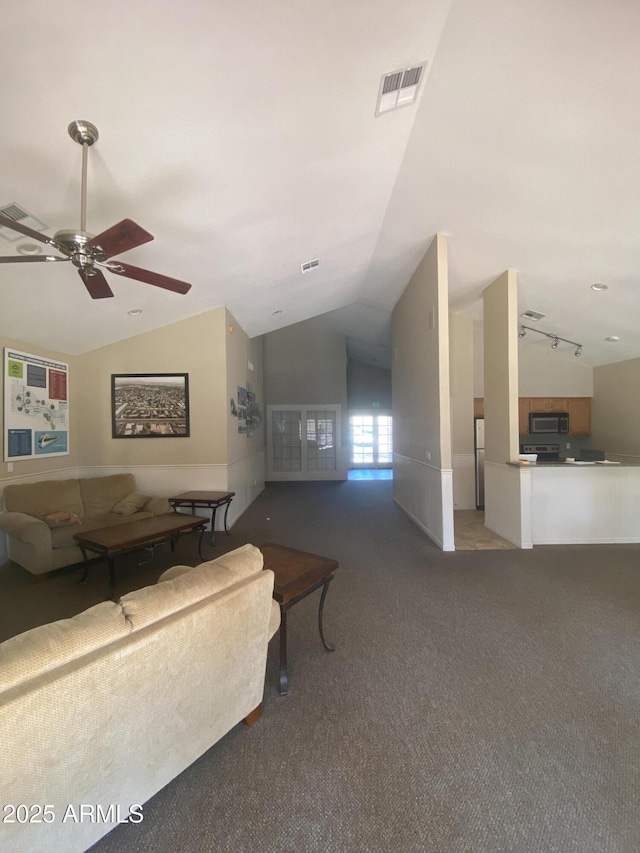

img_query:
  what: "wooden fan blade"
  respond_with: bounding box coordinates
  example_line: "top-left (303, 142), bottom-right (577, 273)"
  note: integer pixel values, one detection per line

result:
top-left (0, 213), bottom-right (63, 249)
top-left (86, 219), bottom-right (153, 259)
top-left (78, 268), bottom-right (114, 299)
top-left (106, 261), bottom-right (191, 294)
top-left (0, 255), bottom-right (69, 263)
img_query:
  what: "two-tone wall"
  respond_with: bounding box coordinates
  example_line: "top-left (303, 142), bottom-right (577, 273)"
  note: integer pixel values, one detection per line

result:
top-left (392, 233), bottom-right (454, 550)
top-left (1, 309), bottom-right (264, 563)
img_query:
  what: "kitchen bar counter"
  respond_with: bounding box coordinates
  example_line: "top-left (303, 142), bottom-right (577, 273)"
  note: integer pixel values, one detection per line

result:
top-left (507, 460), bottom-right (640, 468)
top-left (506, 460), bottom-right (640, 546)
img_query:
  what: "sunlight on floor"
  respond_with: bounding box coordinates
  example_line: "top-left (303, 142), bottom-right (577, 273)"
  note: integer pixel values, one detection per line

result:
top-left (348, 469), bottom-right (393, 480)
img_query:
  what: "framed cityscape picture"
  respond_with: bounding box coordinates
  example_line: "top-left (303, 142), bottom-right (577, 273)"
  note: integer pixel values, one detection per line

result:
top-left (111, 373), bottom-right (190, 438)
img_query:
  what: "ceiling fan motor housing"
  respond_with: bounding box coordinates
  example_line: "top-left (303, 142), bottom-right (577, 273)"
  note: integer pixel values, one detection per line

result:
top-left (53, 229), bottom-right (103, 274)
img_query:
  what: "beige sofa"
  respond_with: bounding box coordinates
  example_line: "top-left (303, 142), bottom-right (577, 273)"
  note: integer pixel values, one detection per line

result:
top-left (0, 543), bottom-right (280, 853)
top-left (0, 473), bottom-right (170, 577)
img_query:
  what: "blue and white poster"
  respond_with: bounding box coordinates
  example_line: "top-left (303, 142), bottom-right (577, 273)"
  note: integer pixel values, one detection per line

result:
top-left (4, 348), bottom-right (70, 461)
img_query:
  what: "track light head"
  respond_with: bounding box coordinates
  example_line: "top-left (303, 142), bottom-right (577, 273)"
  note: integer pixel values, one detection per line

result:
top-left (551, 338), bottom-right (559, 349)
top-left (519, 326), bottom-right (526, 338)
top-left (575, 346), bottom-right (582, 358)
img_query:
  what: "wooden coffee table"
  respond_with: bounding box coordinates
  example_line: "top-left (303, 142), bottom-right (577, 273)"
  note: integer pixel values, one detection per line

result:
top-left (260, 542), bottom-right (338, 695)
top-left (75, 513), bottom-right (209, 599)
top-left (168, 491), bottom-right (235, 545)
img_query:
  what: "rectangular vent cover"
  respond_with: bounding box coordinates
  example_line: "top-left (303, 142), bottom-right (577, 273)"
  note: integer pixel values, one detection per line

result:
top-left (301, 258), bottom-right (320, 274)
top-left (0, 203), bottom-right (47, 242)
top-left (520, 310), bottom-right (546, 322)
top-left (376, 62), bottom-right (427, 116)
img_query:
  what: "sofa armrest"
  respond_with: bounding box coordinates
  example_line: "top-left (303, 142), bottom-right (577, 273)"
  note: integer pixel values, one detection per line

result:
top-left (144, 496), bottom-right (171, 516)
top-left (0, 511), bottom-right (52, 549)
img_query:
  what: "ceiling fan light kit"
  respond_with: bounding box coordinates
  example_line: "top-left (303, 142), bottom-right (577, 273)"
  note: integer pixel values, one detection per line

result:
top-left (0, 121), bottom-right (192, 300)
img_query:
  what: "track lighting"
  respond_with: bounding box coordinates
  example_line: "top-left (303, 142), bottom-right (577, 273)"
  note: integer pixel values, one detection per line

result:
top-left (518, 324), bottom-right (583, 355)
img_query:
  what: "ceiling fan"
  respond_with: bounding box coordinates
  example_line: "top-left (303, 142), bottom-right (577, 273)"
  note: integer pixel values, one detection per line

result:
top-left (0, 120), bottom-right (191, 299)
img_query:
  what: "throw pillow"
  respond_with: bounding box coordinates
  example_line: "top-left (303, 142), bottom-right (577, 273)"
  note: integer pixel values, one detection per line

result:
top-left (112, 491), bottom-right (150, 515)
top-left (38, 511), bottom-right (82, 528)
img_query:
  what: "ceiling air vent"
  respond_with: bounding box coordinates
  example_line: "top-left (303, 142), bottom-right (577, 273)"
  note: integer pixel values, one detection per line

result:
top-left (375, 62), bottom-right (427, 116)
top-left (301, 258), bottom-right (320, 274)
top-left (520, 309), bottom-right (546, 322)
top-left (0, 202), bottom-right (47, 242)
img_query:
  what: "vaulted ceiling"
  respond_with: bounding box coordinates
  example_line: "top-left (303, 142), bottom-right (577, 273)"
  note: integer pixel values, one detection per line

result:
top-left (2, 0), bottom-right (639, 368)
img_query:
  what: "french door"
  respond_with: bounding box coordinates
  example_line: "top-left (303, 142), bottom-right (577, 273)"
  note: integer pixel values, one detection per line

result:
top-left (267, 405), bottom-right (342, 480)
top-left (349, 413), bottom-right (393, 467)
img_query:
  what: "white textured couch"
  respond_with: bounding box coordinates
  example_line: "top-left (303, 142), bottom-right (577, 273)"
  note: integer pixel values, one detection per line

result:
top-left (0, 544), bottom-right (280, 853)
top-left (0, 473), bottom-right (170, 577)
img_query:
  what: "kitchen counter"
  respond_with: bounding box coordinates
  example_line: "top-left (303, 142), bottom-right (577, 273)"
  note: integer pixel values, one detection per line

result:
top-left (503, 460), bottom-right (640, 545)
top-left (508, 460), bottom-right (640, 468)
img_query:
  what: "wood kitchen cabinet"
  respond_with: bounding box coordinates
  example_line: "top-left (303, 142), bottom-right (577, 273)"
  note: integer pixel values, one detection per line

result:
top-left (518, 398), bottom-right (530, 434)
top-left (567, 397), bottom-right (591, 435)
top-left (475, 396), bottom-right (591, 435)
top-left (527, 397), bottom-right (568, 413)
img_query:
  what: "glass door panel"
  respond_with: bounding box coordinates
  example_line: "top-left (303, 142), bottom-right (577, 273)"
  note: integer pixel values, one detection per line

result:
top-left (271, 410), bottom-right (302, 471)
top-left (349, 413), bottom-right (392, 467)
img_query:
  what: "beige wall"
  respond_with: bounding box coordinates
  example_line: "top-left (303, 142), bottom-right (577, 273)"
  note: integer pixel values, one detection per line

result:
top-left (449, 312), bottom-right (475, 510)
top-left (392, 233), bottom-right (453, 549)
top-left (483, 270), bottom-right (519, 464)
top-left (1, 336), bottom-right (81, 483)
top-left (474, 330), bottom-right (594, 398)
top-left (592, 357), bottom-right (640, 459)
top-left (225, 309), bottom-right (265, 466)
top-left (392, 234), bottom-right (451, 468)
top-left (264, 321), bottom-right (347, 408)
top-left (78, 310), bottom-right (228, 467)
top-left (449, 312), bottom-right (474, 455)
top-left (347, 360), bottom-right (392, 411)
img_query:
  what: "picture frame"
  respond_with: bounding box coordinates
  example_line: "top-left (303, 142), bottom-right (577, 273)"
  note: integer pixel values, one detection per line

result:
top-left (111, 373), bottom-right (190, 438)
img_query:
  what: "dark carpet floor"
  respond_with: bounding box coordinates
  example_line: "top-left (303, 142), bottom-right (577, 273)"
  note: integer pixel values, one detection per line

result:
top-left (2, 480), bottom-right (639, 852)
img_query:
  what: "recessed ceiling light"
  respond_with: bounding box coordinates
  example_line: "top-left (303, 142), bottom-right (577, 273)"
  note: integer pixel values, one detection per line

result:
top-left (127, 309), bottom-right (142, 316)
top-left (605, 335), bottom-right (620, 342)
top-left (17, 242), bottom-right (43, 255)
top-left (272, 309), bottom-right (283, 316)
top-left (591, 283), bottom-right (608, 292)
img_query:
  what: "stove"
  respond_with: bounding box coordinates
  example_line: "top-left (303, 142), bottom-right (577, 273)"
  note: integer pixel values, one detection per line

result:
top-left (521, 443), bottom-right (561, 462)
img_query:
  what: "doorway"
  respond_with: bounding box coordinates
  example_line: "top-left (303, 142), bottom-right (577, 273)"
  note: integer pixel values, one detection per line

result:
top-left (349, 413), bottom-right (393, 468)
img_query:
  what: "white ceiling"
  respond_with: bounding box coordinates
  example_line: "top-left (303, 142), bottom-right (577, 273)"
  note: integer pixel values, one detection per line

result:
top-left (1, 0), bottom-right (639, 369)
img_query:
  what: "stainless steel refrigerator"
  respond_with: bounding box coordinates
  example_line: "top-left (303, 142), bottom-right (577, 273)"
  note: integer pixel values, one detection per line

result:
top-left (474, 417), bottom-right (485, 510)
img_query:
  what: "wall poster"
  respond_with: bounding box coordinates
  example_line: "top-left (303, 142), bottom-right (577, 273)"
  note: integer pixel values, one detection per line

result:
top-left (235, 382), bottom-right (262, 436)
top-left (3, 347), bottom-right (70, 461)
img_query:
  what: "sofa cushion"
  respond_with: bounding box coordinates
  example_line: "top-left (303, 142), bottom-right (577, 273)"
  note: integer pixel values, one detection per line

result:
top-left (121, 543), bottom-right (264, 631)
top-left (112, 491), bottom-right (151, 515)
top-left (79, 474), bottom-right (137, 520)
top-left (49, 512), bottom-right (153, 549)
top-left (0, 601), bottom-right (129, 694)
top-left (37, 510), bottom-right (82, 528)
top-left (3, 478), bottom-right (83, 518)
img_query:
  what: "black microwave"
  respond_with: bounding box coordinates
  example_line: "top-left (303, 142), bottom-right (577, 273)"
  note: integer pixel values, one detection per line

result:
top-left (529, 412), bottom-right (569, 434)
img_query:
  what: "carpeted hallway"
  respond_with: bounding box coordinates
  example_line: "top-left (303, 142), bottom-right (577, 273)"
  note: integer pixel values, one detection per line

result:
top-left (3, 480), bottom-right (639, 852)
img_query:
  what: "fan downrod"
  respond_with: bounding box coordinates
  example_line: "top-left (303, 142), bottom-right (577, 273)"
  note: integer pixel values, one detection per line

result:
top-left (68, 120), bottom-right (99, 146)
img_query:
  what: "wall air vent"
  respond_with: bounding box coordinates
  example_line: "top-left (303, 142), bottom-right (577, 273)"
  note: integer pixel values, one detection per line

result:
top-left (301, 258), bottom-right (320, 274)
top-left (375, 62), bottom-right (427, 116)
top-left (520, 309), bottom-right (546, 322)
top-left (0, 202), bottom-right (47, 243)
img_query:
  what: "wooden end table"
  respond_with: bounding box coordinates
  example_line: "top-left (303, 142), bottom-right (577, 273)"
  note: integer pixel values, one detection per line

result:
top-left (261, 542), bottom-right (338, 695)
top-left (168, 491), bottom-right (235, 545)
top-left (74, 513), bottom-right (209, 599)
